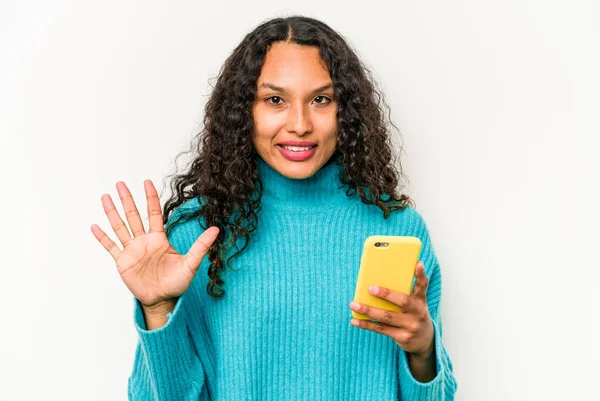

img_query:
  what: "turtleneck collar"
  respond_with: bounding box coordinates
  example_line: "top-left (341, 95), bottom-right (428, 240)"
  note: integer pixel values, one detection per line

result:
top-left (256, 155), bottom-right (351, 209)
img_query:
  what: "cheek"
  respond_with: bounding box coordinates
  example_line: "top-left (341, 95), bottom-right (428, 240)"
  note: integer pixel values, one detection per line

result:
top-left (316, 108), bottom-right (337, 130)
top-left (253, 108), bottom-right (284, 136)
top-left (319, 116), bottom-right (338, 144)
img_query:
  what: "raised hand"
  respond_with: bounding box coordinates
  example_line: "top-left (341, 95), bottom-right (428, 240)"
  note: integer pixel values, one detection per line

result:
top-left (91, 180), bottom-right (219, 310)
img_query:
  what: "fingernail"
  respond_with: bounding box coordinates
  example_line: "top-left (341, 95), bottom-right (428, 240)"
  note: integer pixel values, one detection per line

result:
top-left (368, 285), bottom-right (378, 294)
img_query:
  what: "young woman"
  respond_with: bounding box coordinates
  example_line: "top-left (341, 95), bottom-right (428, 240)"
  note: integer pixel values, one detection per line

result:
top-left (91, 15), bottom-right (457, 401)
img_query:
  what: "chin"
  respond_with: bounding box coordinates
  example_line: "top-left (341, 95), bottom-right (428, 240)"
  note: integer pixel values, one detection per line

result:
top-left (268, 157), bottom-right (321, 179)
top-left (277, 163), bottom-right (319, 179)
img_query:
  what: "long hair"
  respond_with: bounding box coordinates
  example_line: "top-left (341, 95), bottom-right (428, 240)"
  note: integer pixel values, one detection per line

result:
top-left (163, 16), bottom-right (414, 299)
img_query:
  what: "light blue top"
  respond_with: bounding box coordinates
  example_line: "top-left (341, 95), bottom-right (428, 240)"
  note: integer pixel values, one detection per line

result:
top-left (128, 156), bottom-right (457, 400)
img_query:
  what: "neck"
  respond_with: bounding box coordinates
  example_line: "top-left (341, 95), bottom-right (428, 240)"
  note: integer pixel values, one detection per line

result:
top-left (256, 155), bottom-right (350, 209)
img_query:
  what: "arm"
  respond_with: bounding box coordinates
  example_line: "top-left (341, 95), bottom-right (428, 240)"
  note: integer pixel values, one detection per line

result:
top-left (127, 201), bottom-right (208, 401)
top-left (397, 213), bottom-right (458, 400)
top-left (397, 274), bottom-right (457, 400)
top-left (406, 336), bottom-right (437, 383)
top-left (127, 294), bottom-right (205, 401)
top-left (92, 182), bottom-right (210, 400)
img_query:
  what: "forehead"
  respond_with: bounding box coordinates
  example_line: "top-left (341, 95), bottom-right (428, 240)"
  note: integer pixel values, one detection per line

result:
top-left (257, 42), bottom-right (331, 88)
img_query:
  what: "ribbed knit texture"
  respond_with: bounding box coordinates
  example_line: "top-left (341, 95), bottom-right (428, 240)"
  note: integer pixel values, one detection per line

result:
top-left (128, 156), bottom-right (457, 400)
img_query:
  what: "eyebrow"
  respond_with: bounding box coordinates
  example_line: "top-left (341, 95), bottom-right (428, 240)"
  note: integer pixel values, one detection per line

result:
top-left (258, 82), bottom-right (334, 95)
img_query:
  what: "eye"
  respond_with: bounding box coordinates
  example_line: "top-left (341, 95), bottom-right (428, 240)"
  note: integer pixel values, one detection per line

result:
top-left (313, 95), bottom-right (331, 105)
top-left (266, 96), bottom-right (284, 105)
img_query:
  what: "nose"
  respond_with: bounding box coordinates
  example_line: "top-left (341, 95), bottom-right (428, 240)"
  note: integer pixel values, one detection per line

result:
top-left (285, 102), bottom-right (313, 136)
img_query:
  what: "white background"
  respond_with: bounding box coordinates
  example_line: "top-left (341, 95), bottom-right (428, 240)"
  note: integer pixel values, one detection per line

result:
top-left (1, 1), bottom-right (598, 400)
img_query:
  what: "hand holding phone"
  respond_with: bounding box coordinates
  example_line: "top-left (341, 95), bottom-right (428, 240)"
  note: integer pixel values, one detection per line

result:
top-left (352, 235), bottom-right (422, 320)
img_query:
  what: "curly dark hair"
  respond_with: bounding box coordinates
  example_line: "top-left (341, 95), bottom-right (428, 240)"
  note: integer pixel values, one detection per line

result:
top-left (163, 15), bottom-right (414, 299)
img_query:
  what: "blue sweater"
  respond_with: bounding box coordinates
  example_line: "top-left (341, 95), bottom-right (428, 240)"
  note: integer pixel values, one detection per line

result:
top-left (128, 157), bottom-right (457, 400)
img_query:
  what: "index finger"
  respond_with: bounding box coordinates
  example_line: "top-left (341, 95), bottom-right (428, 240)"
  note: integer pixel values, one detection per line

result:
top-left (369, 286), bottom-right (420, 315)
top-left (144, 179), bottom-right (164, 232)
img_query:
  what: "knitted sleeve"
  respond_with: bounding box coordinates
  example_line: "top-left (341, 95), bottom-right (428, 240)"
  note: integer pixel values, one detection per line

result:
top-left (397, 210), bottom-right (458, 400)
top-left (127, 201), bottom-right (207, 400)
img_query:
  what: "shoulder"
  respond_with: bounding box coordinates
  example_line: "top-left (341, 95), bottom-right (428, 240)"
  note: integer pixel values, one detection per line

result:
top-left (166, 197), bottom-right (202, 223)
top-left (404, 206), bottom-right (440, 271)
top-left (387, 205), bottom-right (439, 263)
top-left (164, 197), bottom-right (205, 254)
top-left (397, 204), bottom-right (424, 222)
top-left (386, 204), bottom-right (430, 235)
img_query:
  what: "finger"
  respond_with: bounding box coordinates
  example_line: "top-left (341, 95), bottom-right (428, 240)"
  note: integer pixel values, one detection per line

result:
top-left (350, 318), bottom-right (407, 343)
top-left (101, 194), bottom-right (132, 247)
top-left (349, 300), bottom-right (412, 329)
top-left (90, 224), bottom-right (121, 261)
top-left (144, 180), bottom-right (164, 233)
top-left (116, 181), bottom-right (145, 237)
top-left (367, 285), bottom-right (420, 315)
top-left (412, 262), bottom-right (429, 301)
top-left (182, 226), bottom-right (220, 274)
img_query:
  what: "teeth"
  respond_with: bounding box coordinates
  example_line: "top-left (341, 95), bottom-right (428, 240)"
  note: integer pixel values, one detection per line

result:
top-left (282, 145), bottom-right (314, 151)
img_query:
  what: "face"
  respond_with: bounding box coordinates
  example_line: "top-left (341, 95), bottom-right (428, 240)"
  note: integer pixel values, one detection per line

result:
top-left (252, 42), bottom-right (338, 179)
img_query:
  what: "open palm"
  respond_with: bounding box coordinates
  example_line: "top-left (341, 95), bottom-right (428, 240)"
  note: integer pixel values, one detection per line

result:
top-left (91, 180), bottom-right (219, 308)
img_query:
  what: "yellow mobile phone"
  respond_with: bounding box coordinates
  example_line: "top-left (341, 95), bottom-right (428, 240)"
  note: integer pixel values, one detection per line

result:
top-left (352, 235), bottom-right (422, 320)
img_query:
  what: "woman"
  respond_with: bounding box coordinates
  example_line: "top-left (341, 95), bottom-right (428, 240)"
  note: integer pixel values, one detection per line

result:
top-left (91, 15), bottom-right (457, 400)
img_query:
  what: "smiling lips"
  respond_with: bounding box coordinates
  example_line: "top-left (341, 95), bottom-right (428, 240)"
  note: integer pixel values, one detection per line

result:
top-left (278, 141), bottom-right (317, 147)
top-left (277, 144), bottom-right (317, 161)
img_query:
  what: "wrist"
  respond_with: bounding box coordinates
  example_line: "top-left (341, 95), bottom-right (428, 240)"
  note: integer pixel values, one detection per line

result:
top-left (142, 298), bottom-right (178, 317)
top-left (145, 297), bottom-right (179, 312)
top-left (407, 345), bottom-right (437, 383)
top-left (409, 341), bottom-right (435, 362)
top-left (140, 298), bottom-right (178, 331)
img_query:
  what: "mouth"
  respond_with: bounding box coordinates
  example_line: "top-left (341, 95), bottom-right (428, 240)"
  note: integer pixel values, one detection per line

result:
top-left (276, 144), bottom-right (318, 161)
top-left (276, 144), bottom-right (318, 151)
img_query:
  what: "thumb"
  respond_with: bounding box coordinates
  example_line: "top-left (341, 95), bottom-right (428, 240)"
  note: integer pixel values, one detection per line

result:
top-left (182, 226), bottom-right (220, 273)
top-left (412, 261), bottom-right (429, 301)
